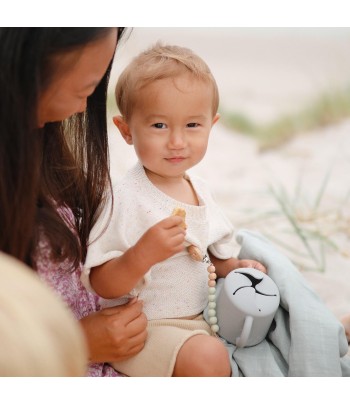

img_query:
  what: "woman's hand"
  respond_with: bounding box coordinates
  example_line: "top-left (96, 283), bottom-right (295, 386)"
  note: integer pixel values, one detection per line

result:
top-left (79, 298), bottom-right (147, 363)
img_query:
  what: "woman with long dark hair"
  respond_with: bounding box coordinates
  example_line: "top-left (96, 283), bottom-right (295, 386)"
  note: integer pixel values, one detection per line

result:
top-left (0, 28), bottom-right (147, 376)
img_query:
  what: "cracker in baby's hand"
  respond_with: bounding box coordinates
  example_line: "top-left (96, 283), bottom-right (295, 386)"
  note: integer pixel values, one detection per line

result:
top-left (172, 207), bottom-right (187, 230)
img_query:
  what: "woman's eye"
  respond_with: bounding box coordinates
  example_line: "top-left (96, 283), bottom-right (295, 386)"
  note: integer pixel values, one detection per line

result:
top-left (187, 123), bottom-right (199, 128)
top-left (77, 94), bottom-right (89, 100)
top-left (77, 89), bottom-right (95, 100)
top-left (153, 123), bottom-right (166, 129)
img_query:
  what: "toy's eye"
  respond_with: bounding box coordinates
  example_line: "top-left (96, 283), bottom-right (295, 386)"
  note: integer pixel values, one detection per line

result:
top-left (153, 123), bottom-right (166, 129)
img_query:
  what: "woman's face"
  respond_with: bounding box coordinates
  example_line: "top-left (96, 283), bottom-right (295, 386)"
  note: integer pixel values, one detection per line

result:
top-left (37, 29), bottom-right (117, 127)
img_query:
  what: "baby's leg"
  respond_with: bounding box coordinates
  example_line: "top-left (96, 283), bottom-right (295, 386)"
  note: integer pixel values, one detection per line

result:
top-left (173, 334), bottom-right (231, 377)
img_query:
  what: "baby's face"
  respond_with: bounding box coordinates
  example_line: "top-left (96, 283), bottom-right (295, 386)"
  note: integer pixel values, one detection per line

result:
top-left (126, 72), bottom-right (219, 183)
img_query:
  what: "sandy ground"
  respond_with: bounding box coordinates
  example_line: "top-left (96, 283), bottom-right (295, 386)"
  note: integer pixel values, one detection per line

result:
top-left (107, 28), bottom-right (350, 324)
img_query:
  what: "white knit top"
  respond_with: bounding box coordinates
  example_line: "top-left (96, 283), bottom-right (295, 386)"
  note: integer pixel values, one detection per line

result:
top-left (82, 162), bottom-right (235, 320)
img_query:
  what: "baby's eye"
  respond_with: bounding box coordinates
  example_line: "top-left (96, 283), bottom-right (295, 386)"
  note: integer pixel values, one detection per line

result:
top-left (153, 123), bottom-right (167, 129)
top-left (187, 123), bottom-right (199, 128)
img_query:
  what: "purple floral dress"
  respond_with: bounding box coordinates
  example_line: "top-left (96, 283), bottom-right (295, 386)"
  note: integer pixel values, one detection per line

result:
top-left (34, 227), bottom-right (119, 377)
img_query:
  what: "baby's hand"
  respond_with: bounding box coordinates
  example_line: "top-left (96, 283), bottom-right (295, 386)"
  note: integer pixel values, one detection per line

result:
top-left (135, 216), bottom-right (186, 267)
top-left (235, 259), bottom-right (267, 274)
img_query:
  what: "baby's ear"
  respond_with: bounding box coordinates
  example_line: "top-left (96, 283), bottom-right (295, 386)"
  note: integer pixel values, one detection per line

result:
top-left (212, 113), bottom-right (220, 126)
top-left (113, 115), bottom-right (133, 145)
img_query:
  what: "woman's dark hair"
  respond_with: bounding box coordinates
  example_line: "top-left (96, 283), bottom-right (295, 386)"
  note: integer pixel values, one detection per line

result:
top-left (0, 28), bottom-right (125, 268)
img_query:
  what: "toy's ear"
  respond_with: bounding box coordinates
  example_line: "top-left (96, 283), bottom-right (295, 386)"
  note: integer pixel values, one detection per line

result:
top-left (113, 115), bottom-right (133, 145)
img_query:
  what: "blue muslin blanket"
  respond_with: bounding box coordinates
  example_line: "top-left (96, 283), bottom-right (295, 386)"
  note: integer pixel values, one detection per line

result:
top-left (205, 229), bottom-right (350, 377)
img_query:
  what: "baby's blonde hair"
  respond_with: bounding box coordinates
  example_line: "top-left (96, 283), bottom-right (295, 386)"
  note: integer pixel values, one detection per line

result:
top-left (0, 252), bottom-right (87, 376)
top-left (115, 43), bottom-right (219, 120)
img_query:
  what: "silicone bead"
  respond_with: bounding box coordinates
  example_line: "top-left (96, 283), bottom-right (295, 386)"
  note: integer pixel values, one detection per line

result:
top-left (209, 316), bottom-right (218, 325)
top-left (207, 265), bottom-right (216, 273)
top-left (211, 324), bottom-right (219, 333)
top-left (208, 302), bottom-right (216, 309)
top-left (208, 309), bottom-right (216, 317)
top-left (208, 294), bottom-right (216, 302)
top-left (209, 273), bottom-right (217, 280)
top-left (208, 280), bottom-right (216, 287)
top-left (208, 287), bottom-right (216, 295)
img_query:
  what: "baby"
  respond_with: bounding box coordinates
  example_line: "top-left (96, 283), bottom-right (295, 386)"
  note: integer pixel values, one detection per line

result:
top-left (82, 43), bottom-right (267, 376)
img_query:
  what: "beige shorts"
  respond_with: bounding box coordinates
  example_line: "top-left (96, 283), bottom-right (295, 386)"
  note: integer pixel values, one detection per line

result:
top-left (111, 315), bottom-right (213, 377)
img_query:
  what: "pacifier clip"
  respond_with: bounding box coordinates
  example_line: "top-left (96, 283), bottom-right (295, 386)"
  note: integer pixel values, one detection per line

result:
top-left (171, 207), bottom-right (219, 334)
top-left (187, 245), bottom-right (219, 334)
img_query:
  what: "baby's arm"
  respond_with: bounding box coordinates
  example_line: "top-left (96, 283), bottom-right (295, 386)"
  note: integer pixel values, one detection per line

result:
top-left (90, 215), bottom-right (186, 298)
top-left (209, 253), bottom-right (267, 278)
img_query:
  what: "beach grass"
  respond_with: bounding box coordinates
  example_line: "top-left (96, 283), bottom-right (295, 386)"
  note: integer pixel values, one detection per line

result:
top-left (221, 86), bottom-right (350, 150)
top-left (250, 165), bottom-right (350, 272)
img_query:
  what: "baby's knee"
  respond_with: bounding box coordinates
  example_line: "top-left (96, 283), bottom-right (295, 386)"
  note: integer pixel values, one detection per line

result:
top-left (175, 335), bottom-right (231, 377)
top-left (200, 336), bottom-right (231, 376)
